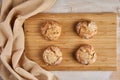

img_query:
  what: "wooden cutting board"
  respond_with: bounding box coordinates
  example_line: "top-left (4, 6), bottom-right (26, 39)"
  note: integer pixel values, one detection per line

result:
top-left (24, 13), bottom-right (117, 71)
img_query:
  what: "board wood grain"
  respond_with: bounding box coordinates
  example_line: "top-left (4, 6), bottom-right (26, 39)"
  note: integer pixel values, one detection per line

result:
top-left (24, 13), bottom-right (117, 71)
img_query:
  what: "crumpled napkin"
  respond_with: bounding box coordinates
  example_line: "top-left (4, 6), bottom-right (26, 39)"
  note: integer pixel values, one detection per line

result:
top-left (0, 0), bottom-right (58, 80)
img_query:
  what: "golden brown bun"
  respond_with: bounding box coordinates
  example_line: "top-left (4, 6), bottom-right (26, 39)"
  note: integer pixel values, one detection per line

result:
top-left (76, 19), bottom-right (97, 39)
top-left (43, 46), bottom-right (62, 65)
top-left (40, 20), bottom-right (61, 41)
top-left (75, 44), bottom-right (97, 65)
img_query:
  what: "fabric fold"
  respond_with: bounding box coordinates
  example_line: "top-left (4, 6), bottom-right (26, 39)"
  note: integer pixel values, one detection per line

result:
top-left (0, 0), bottom-right (57, 80)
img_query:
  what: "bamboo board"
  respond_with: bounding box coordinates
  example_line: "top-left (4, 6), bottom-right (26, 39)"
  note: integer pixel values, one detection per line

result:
top-left (24, 13), bottom-right (117, 71)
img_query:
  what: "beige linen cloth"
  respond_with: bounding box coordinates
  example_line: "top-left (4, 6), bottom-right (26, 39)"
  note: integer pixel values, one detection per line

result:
top-left (0, 0), bottom-right (58, 80)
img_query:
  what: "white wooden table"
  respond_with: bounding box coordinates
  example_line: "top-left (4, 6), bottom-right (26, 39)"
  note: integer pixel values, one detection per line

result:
top-left (46, 0), bottom-right (120, 80)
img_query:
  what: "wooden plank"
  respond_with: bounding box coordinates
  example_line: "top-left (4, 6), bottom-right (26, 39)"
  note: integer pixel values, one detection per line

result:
top-left (24, 13), bottom-right (117, 71)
